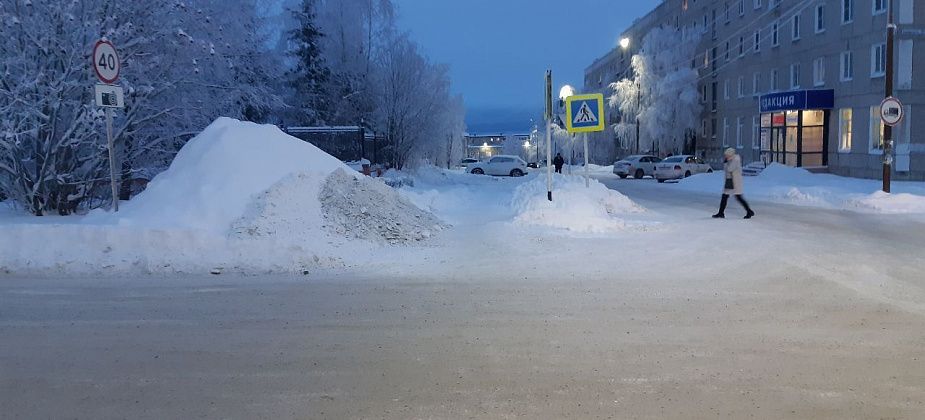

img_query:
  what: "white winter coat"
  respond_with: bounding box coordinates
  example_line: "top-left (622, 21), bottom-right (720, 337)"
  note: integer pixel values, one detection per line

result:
top-left (723, 154), bottom-right (744, 195)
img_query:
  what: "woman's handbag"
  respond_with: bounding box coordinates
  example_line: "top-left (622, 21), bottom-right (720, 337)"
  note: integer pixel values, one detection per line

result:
top-left (724, 178), bottom-right (734, 190)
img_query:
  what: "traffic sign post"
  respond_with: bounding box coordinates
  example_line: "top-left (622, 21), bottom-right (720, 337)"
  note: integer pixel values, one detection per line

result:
top-left (564, 93), bottom-right (606, 187)
top-left (92, 39), bottom-right (123, 211)
top-left (880, 96), bottom-right (904, 127)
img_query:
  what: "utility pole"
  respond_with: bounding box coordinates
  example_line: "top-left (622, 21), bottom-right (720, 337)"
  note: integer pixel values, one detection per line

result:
top-left (635, 82), bottom-right (641, 154)
top-left (545, 70), bottom-right (553, 201)
top-left (883, 0), bottom-right (895, 193)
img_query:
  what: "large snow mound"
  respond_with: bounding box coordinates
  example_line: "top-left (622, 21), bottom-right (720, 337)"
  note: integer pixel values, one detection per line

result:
top-left (511, 174), bottom-right (645, 233)
top-left (102, 117), bottom-right (350, 233)
top-left (676, 163), bottom-right (925, 214)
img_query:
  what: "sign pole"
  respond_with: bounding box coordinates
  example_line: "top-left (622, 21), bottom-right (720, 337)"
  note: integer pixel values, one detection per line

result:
top-left (105, 108), bottom-right (119, 212)
top-left (583, 133), bottom-right (590, 188)
top-left (882, 0), bottom-right (895, 193)
top-left (545, 70), bottom-right (553, 201)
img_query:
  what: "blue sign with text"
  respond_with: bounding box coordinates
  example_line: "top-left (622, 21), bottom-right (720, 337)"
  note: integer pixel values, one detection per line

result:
top-left (759, 89), bottom-right (834, 113)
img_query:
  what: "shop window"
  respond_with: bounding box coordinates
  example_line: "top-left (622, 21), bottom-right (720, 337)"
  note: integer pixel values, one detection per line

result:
top-left (869, 106), bottom-right (884, 153)
top-left (838, 108), bottom-right (852, 152)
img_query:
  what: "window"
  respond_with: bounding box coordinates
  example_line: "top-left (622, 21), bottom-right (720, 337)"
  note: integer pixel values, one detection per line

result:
top-left (790, 63), bottom-right (801, 89)
top-left (792, 14), bottom-right (801, 40)
top-left (738, 76), bottom-right (745, 97)
top-left (753, 72), bottom-right (761, 96)
top-left (842, 0), bottom-right (853, 24)
top-left (712, 118), bottom-right (718, 140)
top-left (840, 50), bottom-right (854, 81)
top-left (772, 22), bottom-right (779, 46)
top-left (739, 36), bottom-right (745, 56)
top-left (723, 118), bottom-right (729, 147)
top-left (701, 84), bottom-right (707, 103)
top-left (736, 117), bottom-right (743, 148)
top-left (838, 108), bottom-right (852, 152)
top-left (754, 30), bottom-right (761, 53)
top-left (869, 106), bottom-right (884, 152)
top-left (770, 68), bottom-right (779, 91)
top-left (813, 57), bottom-right (826, 86)
top-left (702, 119), bottom-right (708, 137)
top-left (724, 79), bottom-right (730, 99)
top-left (754, 0), bottom-right (762, 9)
top-left (752, 116), bottom-right (760, 149)
top-left (871, 43), bottom-right (886, 77)
top-left (815, 4), bottom-right (826, 33)
top-left (724, 2), bottom-right (731, 23)
top-left (711, 81), bottom-right (718, 111)
top-left (873, 0), bottom-right (887, 15)
top-left (739, 0), bottom-right (745, 16)
top-left (725, 41), bottom-right (730, 62)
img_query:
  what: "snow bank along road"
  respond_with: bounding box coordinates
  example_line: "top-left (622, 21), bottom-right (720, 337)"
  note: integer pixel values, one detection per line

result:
top-left (3, 174), bottom-right (925, 419)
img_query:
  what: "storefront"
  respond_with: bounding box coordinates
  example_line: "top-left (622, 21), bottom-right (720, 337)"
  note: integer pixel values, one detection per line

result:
top-left (758, 90), bottom-right (834, 168)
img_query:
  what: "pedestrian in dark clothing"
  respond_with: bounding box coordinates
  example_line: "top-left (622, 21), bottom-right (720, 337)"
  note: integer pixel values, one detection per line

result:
top-left (553, 153), bottom-right (565, 174)
top-left (713, 148), bottom-right (755, 219)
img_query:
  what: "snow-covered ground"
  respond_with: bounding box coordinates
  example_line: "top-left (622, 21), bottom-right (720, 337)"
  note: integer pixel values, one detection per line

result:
top-left (673, 163), bottom-right (925, 215)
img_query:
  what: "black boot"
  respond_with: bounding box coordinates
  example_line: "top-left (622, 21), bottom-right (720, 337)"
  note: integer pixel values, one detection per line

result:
top-left (736, 195), bottom-right (755, 219)
top-left (713, 194), bottom-right (729, 218)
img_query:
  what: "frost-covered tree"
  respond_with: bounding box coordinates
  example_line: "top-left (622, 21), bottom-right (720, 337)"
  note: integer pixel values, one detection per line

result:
top-left (287, 0), bottom-right (330, 125)
top-left (609, 27), bottom-right (702, 155)
top-left (0, 0), bottom-right (279, 215)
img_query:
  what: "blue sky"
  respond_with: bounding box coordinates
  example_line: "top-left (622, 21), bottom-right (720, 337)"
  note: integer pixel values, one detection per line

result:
top-left (393, 0), bottom-right (661, 132)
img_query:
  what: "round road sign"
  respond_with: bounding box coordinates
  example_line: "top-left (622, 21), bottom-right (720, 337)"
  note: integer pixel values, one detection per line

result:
top-left (880, 96), bottom-right (904, 126)
top-left (93, 40), bottom-right (121, 84)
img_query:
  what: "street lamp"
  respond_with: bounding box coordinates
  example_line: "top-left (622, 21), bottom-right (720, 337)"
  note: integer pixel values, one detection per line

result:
top-left (619, 37), bottom-right (630, 50)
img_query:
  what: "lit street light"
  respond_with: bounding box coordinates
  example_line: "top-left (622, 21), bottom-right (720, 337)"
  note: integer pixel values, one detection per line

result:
top-left (619, 37), bottom-right (630, 50)
top-left (620, 37), bottom-right (641, 154)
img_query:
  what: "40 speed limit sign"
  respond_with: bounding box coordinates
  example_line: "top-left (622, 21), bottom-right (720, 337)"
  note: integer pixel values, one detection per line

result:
top-left (93, 40), bottom-right (121, 84)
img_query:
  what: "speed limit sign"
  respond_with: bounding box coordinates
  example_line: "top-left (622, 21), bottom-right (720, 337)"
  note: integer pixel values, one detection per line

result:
top-left (92, 40), bottom-right (120, 84)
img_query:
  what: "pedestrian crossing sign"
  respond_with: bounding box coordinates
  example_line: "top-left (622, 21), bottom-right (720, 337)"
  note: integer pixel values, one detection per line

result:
top-left (564, 93), bottom-right (606, 133)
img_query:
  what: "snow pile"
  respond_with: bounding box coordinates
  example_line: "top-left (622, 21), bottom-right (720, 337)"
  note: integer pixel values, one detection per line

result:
top-left (0, 118), bottom-right (446, 275)
top-left (99, 117), bottom-right (350, 233)
top-left (676, 163), bottom-right (925, 215)
top-left (511, 174), bottom-right (645, 233)
top-left (319, 169), bottom-right (446, 244)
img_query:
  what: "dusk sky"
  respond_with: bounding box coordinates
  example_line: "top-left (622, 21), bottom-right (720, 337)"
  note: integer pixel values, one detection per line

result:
top-left (393, 0), bottom-right (662, 132)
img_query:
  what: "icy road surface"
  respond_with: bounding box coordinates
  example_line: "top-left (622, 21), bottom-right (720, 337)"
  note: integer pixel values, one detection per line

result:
top-left (2, 176), bottom-right (924, 419)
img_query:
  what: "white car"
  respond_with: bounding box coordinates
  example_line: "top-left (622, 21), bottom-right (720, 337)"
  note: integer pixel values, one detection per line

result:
top-left (613, 155), bottom-right (662, 179)
top-left (654, 155), bottom-right (713, 183)
top-left (468, 155), bottom-right (528, 177)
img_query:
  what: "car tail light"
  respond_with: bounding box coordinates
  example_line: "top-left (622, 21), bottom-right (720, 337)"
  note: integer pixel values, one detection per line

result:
top-left (674, 165), bottom-right (682, 170)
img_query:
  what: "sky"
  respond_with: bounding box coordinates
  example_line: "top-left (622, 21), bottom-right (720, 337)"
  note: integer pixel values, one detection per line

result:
top-left (393, 0), bottom-right (662, 133)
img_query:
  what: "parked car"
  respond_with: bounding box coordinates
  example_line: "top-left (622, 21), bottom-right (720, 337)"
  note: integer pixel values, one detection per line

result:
top-left (460, 158), bottom-right (479, 169)
top-left (654, 155), bottom-right (713, 183)
top-left (468, 155), bottom-right (528, 177)
top-left (613, 155), bottom-right (662, 179)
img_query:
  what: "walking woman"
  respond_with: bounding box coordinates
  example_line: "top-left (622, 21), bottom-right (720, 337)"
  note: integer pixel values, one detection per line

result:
top-left (713, 148), bottom-right (755, 219)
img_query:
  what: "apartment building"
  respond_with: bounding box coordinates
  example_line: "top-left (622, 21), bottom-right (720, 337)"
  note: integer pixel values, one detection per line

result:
top-left (584, 0), bottom-right (924, 180)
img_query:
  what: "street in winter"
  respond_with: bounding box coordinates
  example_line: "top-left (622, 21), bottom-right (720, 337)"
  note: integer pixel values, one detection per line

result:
top-left (2, 1), bottom-right (925, 419)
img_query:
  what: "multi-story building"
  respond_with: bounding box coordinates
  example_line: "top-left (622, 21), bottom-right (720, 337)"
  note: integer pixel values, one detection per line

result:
top-left (584, 0), bottom-right (924, 180)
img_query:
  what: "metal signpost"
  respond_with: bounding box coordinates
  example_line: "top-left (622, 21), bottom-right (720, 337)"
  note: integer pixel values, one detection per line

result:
top-left (564, 93), bottom-right (606, 187)
top-left (545, 70), bottom-right (553, 201)
top-left (882, 0), bottom-right (896, 193)
top-left (92, 39), bottom-right (124, 211)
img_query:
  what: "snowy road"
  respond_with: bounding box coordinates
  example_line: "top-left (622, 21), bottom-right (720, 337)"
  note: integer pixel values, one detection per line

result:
top-left (3, 175), bottom-right (925, 419)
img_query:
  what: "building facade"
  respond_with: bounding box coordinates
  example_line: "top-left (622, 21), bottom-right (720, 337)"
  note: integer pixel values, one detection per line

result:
top-left (584, 0), bottom-right (924, 180)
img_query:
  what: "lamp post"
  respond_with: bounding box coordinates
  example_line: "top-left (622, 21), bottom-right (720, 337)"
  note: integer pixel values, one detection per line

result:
top-left (559, 85), bottom-right (575, 174)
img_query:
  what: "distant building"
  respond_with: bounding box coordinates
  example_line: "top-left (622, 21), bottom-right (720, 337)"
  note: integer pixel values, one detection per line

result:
top-left (464, 133), bottom-right (533, 161)
top-left (285, 126), bottom-right (383, 163)
top-left (585, 0), bottom-right (924, 180)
